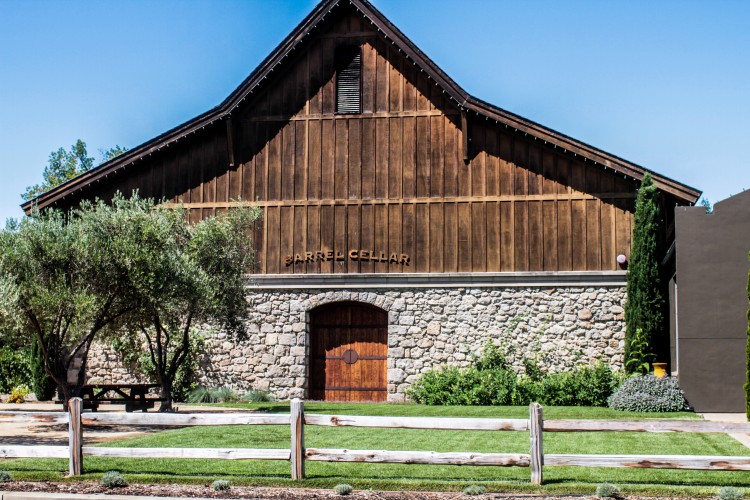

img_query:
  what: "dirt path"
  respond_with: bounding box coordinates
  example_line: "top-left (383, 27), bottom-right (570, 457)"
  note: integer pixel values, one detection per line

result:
top-left (0, 402), bottom-right (245, 446)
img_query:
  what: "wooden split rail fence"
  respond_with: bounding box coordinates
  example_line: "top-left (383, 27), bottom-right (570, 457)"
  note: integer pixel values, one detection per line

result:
top-left (2, 399), bottom-right (750, 484)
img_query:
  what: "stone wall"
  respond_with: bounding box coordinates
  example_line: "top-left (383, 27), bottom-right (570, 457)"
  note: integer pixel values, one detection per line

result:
top-left (87, 285), bottom-right (626, 402)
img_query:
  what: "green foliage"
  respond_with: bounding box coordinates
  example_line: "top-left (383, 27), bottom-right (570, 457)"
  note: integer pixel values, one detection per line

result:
top-left (407, 359), bottom-right (517, 406)
top-left (514, 363), bottom-right (621, 406)
top-left (0, 471), bottom-right (11, 483)
top-left (608, 375), bottom-right (687, 412)
top-left (719, 486), bottom-right (745, 500)
top-left (334, 483), bottom-right (353, 496)
top-left (101, 471), bottom-right (127, 488)
top-left (624, 173), bottom-right (664, 373)
top-left (23, 140), bottom-right (95, 201)
top-left (30, 338), bottom-right (55, 401)
top-left (23, 140), bottom-right (128, 201)
top-left (0, 194), bottom-right (258, 405)
top-left (409, 342), bottom-right (621, 407)
top-left (105, 198), bottom-right (260, 411)
top-left (241, 389), bottom-right (274, 403)
top-left (462, 484), bottom-right (486, 496)
top-left (0, 346), bottom-right (32, 393)
top-left (211, 479), bottom-right (231, 491)
top-left (698, 196), bottom-right (713, 214)
top-left (0, 198), bottom-right (159, 401)
top-left (596, 482), bottom-right (621, 498)
top-left (188, 386), bottom-right (241, 404)
top-left (624, 328), bottom-right (654, 375)
top-left (99, 145), bottom-right (129, 162)
top-left (7, 384), bottom-right (30, 403)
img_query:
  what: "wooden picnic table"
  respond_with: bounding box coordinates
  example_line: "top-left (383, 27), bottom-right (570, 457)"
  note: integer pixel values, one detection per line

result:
top-left (80, 384), bottom-right (162, 412)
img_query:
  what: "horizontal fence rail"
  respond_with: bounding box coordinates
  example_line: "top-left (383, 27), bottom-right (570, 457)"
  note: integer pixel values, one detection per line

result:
top-left (304, 448), bottom-right (531, 466)
top-left (2, 397), bottom-right (750, 484)
top-left (304, 414), bottom-right (529, 431)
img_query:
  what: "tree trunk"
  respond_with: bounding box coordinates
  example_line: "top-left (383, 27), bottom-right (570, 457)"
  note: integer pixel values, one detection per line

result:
top-left (158, 378), bottom-right (174, 413)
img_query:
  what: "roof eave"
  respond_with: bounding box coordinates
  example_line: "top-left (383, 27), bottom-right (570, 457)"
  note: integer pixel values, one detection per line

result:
top-left (23, 0), bottom-right (701, 213)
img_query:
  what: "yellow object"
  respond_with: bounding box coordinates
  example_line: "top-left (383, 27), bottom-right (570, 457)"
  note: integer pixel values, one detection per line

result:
top-left (652, 362), bottom-right (668, 378)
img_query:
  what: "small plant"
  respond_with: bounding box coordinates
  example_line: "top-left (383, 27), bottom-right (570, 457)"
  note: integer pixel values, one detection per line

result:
top-left (608, 374), bottom-right (687, 412)
top-left (624, 327), bottom-right (654, 375)
top-left (7, 384), bottom-right (30, 404)
top-left (241, 389), bottom-right (274, 403)
top-left (101, 471), bottom-right (128, 488)
top-left (211, 479), bottom-right (231, 491)
top-left (334, 483), bottom-right (354, 496)
top-left (596, 482), bottom-right (621, 498)
top-left (187, 386), bottom-right (240, 404)
top-left (718, 486), bottom-right (745, 500)
top-left (0, 470), bottom-right (12, 483)
top-left (463, 484), bottom-right (487, 496)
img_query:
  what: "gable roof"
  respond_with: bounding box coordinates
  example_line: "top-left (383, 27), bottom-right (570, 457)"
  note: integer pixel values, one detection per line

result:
top-left (22, 0), bottom-right (701, 213)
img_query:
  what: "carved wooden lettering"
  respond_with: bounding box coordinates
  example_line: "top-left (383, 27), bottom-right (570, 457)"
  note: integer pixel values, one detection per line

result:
top-left (283, 249), bottom-right (411, 267)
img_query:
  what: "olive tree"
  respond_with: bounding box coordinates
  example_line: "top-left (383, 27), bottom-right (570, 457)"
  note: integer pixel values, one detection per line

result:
top-left (114, 203), bottom-right (259, 411)
top-left (0, 195), bottom-right (258, 409)
top-left (0, 200), bottom-right (142, 404)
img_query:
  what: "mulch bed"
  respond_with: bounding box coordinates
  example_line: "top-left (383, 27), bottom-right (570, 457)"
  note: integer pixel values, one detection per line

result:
top-left (0, 481), bottom-right (692, 499)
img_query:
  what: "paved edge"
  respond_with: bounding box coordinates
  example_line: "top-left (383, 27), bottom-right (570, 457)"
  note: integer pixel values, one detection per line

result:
top-left (0, 493), bottom-right (215, 500)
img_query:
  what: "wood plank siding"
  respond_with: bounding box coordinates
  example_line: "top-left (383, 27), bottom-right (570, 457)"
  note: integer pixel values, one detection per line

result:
top-left (44, 4), bottom-right (681, 276)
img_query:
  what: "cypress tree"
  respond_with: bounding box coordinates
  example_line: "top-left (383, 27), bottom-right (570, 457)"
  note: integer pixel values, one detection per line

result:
top-left (624, 173), bottom-right (663, 372)
top-left (31, 336), bottom-right (56, 401)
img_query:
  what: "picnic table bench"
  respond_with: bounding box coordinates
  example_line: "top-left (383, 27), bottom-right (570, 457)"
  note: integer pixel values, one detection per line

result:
top-left (80, 384), bottom-right (162, 412)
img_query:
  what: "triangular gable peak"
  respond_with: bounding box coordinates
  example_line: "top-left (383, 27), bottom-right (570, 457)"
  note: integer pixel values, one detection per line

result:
top-left (23, 0), bottom-right (699, 213)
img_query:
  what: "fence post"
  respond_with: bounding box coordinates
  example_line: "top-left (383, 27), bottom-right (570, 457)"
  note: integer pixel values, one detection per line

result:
top-left (529, 402), bottom-right (543, 485)
top-left (68, 397), bottom-right (83, 476)
top-left (290, 398), bottom-right (305, 480)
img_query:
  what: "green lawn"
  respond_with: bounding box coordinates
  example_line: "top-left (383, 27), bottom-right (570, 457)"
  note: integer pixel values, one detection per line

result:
top-left (3, 403), bottom-right (749, 497)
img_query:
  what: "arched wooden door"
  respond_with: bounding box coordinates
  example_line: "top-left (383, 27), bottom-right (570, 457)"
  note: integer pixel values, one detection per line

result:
top-left (309, 302), bottom-right (388, 402)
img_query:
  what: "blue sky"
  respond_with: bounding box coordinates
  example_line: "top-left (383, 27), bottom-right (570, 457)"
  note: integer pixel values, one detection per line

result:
top-left (1, 0), bottom-right (748, 222)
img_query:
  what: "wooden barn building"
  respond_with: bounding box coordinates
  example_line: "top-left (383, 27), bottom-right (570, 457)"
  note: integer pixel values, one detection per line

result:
top-left (24, 0), bottom-right (700, 402)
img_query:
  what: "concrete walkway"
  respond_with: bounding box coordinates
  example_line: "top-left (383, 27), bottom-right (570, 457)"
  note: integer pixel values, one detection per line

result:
top-left (0, 402), bottom-right (245, 446)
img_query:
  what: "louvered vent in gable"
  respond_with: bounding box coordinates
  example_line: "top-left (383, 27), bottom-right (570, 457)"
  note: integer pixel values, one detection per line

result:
top-left (335, 45), bottom-right (361, 114)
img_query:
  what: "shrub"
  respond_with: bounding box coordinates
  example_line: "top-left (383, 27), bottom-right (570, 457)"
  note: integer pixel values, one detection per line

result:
top-left (595, 482), bottom-right (621, 498)
top-left (211, 479), bottom-right (231, 491)
top-left (608, 375), bottom-right (686, 412)
top-left (410, 354), bottom-right (621, 407)
top-left (463, 484), bottom-right (487, 496)
top-left (101, 471), bottom-right (127, 488)
top-left (718, 486), bottom-right (745, 500)
top-left (334, 483), bottom-right (354, 496)
top-left (187, 386), bottom-right (240, 404)
top-left (0, 346), bottom-right (32, 394)
top-left (241, 389), bottom-right (274, 403)
top-left (0, 471), bottom-right (11, 483)
top-left (408, 365), bottom-right (516, 406)
top-left (7, 385), bottom-right (30, 404)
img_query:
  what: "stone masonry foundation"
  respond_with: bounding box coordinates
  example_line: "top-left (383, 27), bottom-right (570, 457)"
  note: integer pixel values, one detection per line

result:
top-left (87, 284), bottom-right (626, 402)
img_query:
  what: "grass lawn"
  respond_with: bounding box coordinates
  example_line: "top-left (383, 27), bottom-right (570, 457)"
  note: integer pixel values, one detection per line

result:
top-left (3, 402), bottom-right (749, 497)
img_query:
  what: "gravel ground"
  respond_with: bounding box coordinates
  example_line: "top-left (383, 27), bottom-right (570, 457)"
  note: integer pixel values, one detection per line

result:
top-left (0, 481), bottom-right (697, 500)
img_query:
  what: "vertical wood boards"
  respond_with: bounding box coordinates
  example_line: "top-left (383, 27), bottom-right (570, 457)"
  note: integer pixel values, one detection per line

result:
top-left (309, 303), bottom-right (387, 402)
top-left (63, 20), bottom-right (638, 276)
